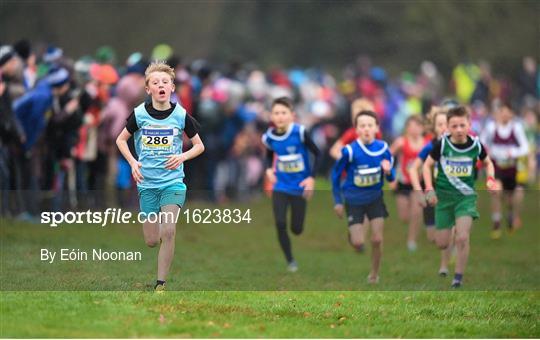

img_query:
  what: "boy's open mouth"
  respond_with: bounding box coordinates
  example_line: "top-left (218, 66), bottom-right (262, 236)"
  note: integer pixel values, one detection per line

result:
top-left (159, 90), bottom-right (166, 95)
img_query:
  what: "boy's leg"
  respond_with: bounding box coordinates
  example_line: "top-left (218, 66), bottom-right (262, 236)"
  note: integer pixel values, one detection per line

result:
top-left (349, 223), bottom-right (367, 251)
top-left (424, 205), bottom-right (436, 243)
top-left (139, 188), bottom-right (160, 247)
top-left (345, 204), bottom-right (367, 252)
top-left (438, 230), bottom-right (453, 276)
top-left (157, 204), bottom-right (180, 281)
top-left (396, 193), bottom-right (410, 223)
top-left (434, 194), bottom-right (456, 249)
top-left (510, 185), bottom-right (524, 230)
top-left (365, 196), bottom-right (388, 282)
top-left (362, 216), bottom-right (370, 246)
top-left (426, 227), bottom-right (436, 243)
top-left (289, 194), bottom-right (307, 236)
top-left (453, 216), bottom-right (472, 285)
top-left (435, 229), bottom-right (452, 249)
top-left (272, 191), bottom-right (293, 263)
top-left (407, 195), bottom-right (422, 251)
top-left (369, 218), bottom-right (384, 281)
top-left (143, 221), bottom-right (160, 247)
top-left (490, 178), bottom-right (504, 238)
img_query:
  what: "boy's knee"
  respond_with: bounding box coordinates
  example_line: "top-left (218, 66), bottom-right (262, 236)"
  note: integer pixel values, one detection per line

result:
top-left (161, 227), bottom-right (176, 241)
top-left (437, 242), bottom-right (449, 250)
top-left (455, 234), bottom-right (469, 246)
top-left (436, 238), bottom-right (449, 249)
top-left (145, 238), bottom-right (159, 248)
top-left (350, 241), bottom-right (364, 252)
top-left (371, 236), bottom-right (383, 247)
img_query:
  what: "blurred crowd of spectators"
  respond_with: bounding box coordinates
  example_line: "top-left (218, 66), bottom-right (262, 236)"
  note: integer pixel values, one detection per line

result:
top-left (1, 41), bottom-right (538, 218)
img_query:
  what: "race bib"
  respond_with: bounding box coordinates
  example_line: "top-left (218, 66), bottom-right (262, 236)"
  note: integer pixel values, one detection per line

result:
top-left (354, 167), bottom-right (381, 187)
top-left (444, 157), bottom-right (473, 177)
top-left (276, 154), bottom-right (305, 173)
top-left (141, 126), bottom-right (176, 152)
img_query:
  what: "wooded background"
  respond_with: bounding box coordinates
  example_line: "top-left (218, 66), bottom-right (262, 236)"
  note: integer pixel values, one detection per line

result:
top-left (1, 1), bottom-right (538, 75)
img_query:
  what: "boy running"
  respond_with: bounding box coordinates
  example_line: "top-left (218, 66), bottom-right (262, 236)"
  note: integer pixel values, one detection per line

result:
top-left (116, 61), bottom-right (204, 292)
top-left (423, 106), bottom-right (496, 288)
top-left (332, 110), bottom-right (395, 284)
top-left (390, 115), bottom-right (430, 251)
top-left (480, 102), bottom-right (529, 238)
top-left (409, 106), bottom-right (453, 276)
top-left (262, 97), bottom-right (320, 272)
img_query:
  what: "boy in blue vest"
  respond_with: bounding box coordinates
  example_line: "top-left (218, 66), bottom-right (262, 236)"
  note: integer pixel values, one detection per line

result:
top-left (116, 61), bottom-right (204, 292)
top-left (332, 110), bottom-right (395, 284)
top-left (262, 97), bottom-right (320, 272)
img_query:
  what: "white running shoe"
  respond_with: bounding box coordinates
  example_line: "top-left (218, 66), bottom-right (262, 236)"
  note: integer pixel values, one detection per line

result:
top-left (367, 274), bottom-right (379, 284)
top-left (438, 268), bottom-right (449, 277)
top-left (287, 261), bottom-right (298, 273)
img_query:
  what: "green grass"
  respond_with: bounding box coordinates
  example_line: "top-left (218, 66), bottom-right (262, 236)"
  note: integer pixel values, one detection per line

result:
top-left (1, 291), bottom-right (538, 338)
top-left (1, 182), bottom-right (539, 337)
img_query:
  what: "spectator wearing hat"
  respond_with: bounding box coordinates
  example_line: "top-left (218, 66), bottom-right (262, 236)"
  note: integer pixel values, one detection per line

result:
top-left (13, 39), bottom-right (37, 90)
top-left (0, 44), bottom-right (25, 100)
top-left (0, 45), bottom-right (26, 216)
top-left (12, 67), bottom-right (71, 219)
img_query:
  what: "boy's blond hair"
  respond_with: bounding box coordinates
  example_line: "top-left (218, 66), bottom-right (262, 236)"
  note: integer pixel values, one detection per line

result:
top-left (424, 105), bottom-right (446, 134)
top-left (144, 61), bottom-right (175, 85)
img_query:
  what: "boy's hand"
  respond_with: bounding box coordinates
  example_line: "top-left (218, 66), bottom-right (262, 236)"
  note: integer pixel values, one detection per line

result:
top-left (486, 176), bottom-right (499, 193)
top-left (414, 190), bottom-right (427, 207)
top-left (130, 161), bottom-right (144, 184)
top-left (381, 159), bottom-right (391, 175)
top-left (425, 189), bottom-right (438, 206)
top-left (300, 176), bottom-right (315, 200)
top-left (165, 154), bottom-right (186, 170)
top-left (265, 168), bottom-right (277, 184)
top-left (334, 204), bottom-right (344, 219)
top-left (65, 98), bottom-right (79, 114)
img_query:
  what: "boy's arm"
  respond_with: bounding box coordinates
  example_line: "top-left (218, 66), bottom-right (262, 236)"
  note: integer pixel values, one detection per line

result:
top-left (329, 139), bottom-right (344, 160)
top-left (299, 130), bottom-right (320, 198)
top-left (116, 128), bottom-right (143, 183)
top-left (422, 156), bottom-right (435, 191)
top-left (409, 157), bottom-right (427, 207)
top-left (424, 138), bottom-right (442, 191)
top-left (483, 155), bottom-right (497, 191)
top-left (184, 134), bottom-right (205, 160)
top-left (331, 148), bottom-right (349, 206)
top-left (381, 149), bottom-right (395, 182)
top-left (303, 129), bottom-right (320, 178)
top-left (262, 134), bottom-right (277, 183)
top-left (165, 134), bottom-right (205, 170)
top-left (509, 122), bottom-right (529, 158)
top-left (422, 156), bottom-right (438, 206)
top-left (389, 136), bottom-right (403, 156)
top-left (331, 148), bottom-right (349, 218)
top-left (409, 158), bottom-right (423, 191)
top-left (477, 141), bottom-right (496, 190)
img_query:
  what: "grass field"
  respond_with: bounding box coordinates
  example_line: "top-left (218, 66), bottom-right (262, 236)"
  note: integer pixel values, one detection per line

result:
top-left (1, 183), bottom-right (539, 337)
